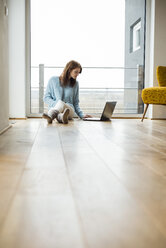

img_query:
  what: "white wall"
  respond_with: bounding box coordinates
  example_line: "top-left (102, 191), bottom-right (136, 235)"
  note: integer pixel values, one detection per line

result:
top-left (0, 0), bottom-right (9, 132)
top-left (145, 0), bottom-right (166, 119)
top-left (144, 0), bottom-right (155, 118)
top-left (152, 0), bottom-right (166, 119)
top-left (8, 0), bottom-right (26, 118)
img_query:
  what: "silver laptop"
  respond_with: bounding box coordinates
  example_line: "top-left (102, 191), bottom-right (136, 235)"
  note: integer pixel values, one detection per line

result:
top-left (83, 101), bottom-right (117, 121)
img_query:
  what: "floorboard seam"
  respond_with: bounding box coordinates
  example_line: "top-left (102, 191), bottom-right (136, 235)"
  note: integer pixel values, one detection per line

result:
top-left (57, 125), bottom-right (90, 248)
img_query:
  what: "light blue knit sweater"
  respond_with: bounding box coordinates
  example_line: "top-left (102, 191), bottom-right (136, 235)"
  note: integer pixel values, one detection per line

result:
top-left (43, 76), bottom-right (84, 118)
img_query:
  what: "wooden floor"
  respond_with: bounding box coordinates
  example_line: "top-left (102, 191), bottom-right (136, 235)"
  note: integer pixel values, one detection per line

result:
top-left (0, 118), bottom-right (166, 248)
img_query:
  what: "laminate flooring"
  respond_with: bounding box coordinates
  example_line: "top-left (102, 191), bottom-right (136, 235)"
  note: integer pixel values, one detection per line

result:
top-left (0, 118), bottom-right (166, 248)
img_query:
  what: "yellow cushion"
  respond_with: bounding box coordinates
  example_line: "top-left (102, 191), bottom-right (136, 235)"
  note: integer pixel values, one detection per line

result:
top-left (142, 87), bottom-right (166, 104)
top-left (157, 66), bottom-right (166, 87)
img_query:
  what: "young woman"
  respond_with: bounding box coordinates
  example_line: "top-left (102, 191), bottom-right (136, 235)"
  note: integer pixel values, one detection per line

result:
top-left (43, 60), bottom-right (92, 124)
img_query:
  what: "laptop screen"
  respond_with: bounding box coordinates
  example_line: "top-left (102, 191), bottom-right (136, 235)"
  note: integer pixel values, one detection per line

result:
top-left (101, 101), bottom-right (117, 120)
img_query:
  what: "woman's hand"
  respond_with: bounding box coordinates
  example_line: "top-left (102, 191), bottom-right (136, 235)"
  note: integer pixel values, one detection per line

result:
top-left (83, 114), bottom-right (92, 118)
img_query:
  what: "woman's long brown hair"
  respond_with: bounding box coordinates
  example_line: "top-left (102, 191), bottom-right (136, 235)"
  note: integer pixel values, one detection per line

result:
top-left (59, 60), bottom-right (82, 87)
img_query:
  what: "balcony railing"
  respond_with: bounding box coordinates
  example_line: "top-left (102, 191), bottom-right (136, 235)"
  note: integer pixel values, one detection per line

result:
top-left (29, 65), bottom-right (144, 116)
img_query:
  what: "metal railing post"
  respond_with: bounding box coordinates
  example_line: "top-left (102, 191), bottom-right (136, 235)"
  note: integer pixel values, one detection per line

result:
top-left (39, 64), bottom-right (44, 113)
top-left (137, 64), bottom-right (144, 114)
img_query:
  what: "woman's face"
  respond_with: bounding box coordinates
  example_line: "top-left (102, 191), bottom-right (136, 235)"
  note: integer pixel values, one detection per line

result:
top-left (70, 67), bottom-right (81, 79)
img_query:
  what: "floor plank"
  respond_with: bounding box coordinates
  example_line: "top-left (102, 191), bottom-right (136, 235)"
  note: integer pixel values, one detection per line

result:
top-left (0, 122), bottom-right (86, 248)
top-left (0, 120), bottom-right (40, 226)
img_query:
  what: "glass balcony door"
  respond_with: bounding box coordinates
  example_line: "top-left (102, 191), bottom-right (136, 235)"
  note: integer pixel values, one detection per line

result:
top-left (26, 0), bottom-right (146, 117)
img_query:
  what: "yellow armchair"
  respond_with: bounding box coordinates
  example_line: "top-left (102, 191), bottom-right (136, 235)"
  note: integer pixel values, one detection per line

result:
top-left (141, 66), bottom-right (166, 121)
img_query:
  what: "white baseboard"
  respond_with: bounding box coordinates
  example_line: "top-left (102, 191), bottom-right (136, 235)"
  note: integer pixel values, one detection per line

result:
top-left (0, 125), bottom-right (12, 135)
